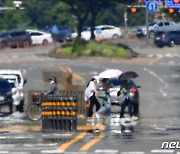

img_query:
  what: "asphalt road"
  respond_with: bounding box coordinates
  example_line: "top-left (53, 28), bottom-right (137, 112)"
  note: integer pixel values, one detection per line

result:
top-left (0, 41), bottom-right (180, 154)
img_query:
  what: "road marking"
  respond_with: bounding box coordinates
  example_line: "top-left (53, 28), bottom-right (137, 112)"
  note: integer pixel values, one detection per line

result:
top-left (121, 152), bottom-right (144, 154)
top-left (41, 150), bottom-right (64, 153)
top-left (0, 151), bottom-right (8, 154)
top-left (144, 68), bottom-right (168, 97)
top-left (59, 66), bottom-right (67, 73)
top-left (57, 132), bottom-right (87, 151)
top-left (151, 149), bottom-right (174, 153)
top-left (95, 149), bottom-right (119, 153)
top-left (149, 57), bottom-right (162, 65)
top-left (80, 133), bottom-right (105, 151)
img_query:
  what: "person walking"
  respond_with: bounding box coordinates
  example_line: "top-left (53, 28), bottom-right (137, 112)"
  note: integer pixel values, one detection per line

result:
top-left (118, 79), bottom-right (134, 122)
top-left (95, 78), bottom-right (111, 120)
top-left (84, 76), bottom-right (100, 118)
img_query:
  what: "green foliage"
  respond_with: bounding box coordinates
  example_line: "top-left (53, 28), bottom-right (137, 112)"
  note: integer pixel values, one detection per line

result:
top-left (0, 0), bottom-right (30, 31)
top-left (56, 41), bottom-right (132, 58)
top-left (72, 37), bottom-right (87, 56)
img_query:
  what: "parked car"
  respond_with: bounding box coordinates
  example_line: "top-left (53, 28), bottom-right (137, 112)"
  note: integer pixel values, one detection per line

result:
top-left (136, 21), bottom-right (176, 38)
top-left (65, 26), bottom-right (90, 42)
top-left (0, 31), bottom-right (32, 48)
top-left (43, 25), bottom-right (74, 42)
top-left (98, 78), bottom-right (140, 116)
top-left (154, 30), bottom-right (180, 48)
top-left (66, 25), bottom-right (122, 41)
top-left (0, 78), bottom-right (13, 113)
top-left (26, 29), bottom-right (53, 45)
top-left (94, 25), bottom-right (122, 40)
top-left (0, 69), bottom-right (26, 112)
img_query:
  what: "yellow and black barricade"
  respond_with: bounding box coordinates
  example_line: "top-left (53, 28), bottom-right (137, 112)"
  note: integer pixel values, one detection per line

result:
top-left (41, 91), bottom-right (78, 132)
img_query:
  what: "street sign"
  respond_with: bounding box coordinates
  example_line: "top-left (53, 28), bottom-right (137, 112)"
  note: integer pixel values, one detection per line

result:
top-left (165, 0), bottom-right (180, 8)
top-left (95, 28), bottom-right (102, 34)
top-left (146, 1), bottom-right (158, 13)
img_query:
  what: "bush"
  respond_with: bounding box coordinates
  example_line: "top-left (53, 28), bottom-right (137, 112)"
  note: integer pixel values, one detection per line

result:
top-left (72, 37), bottom-right (87, 56)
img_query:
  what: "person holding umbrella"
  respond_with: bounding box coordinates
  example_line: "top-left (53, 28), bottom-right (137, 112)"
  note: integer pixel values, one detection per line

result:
top-left (95, 78), bottom-right (111, 120)
top-left (84, 76), bottom-right (101, 119)
top-left (118, 71), bottom-right (139, 122)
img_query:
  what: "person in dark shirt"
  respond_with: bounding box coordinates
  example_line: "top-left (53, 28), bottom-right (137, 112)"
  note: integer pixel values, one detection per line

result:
top-left (45, 77), bottom-right (59, 96)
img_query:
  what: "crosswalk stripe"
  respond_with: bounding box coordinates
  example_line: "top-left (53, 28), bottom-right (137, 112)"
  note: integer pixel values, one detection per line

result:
top-left (95, 149), bottom-right (119, 153)
top-left (121, 152), bottom-right (144, 154)
top-left (151, 149), bottom-right (174, 153)
top-left (0, 152), bottom-right (8, 154)
top-left (41, 150), bottom-right (63, 153)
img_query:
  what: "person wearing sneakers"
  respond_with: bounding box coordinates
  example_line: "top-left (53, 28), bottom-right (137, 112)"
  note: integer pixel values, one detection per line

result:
top-left (118, 79), bottom-right (137, 122)
top-left (84, 76), bottom-right (101, 118)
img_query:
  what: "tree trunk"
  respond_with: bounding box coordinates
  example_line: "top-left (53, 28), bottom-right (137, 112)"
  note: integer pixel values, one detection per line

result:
top-left (77, 18), bottom-right (83, 37)
top-left (90, 12), bottom-right (96, 40)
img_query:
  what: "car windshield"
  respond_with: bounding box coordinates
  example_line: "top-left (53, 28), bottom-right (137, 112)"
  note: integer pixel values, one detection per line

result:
top-left (108, 78), bottom-right (136, 87)
top-left (0, 32), bottom-right (9, 38)
top-left (148, 22), bottom-right (157, 26)
top-left (1, 74), bottom-right (21, 84)
top-left (10, 82), bottom-right (15, 88)
top-left (0, 80), bottom-right (11, 89)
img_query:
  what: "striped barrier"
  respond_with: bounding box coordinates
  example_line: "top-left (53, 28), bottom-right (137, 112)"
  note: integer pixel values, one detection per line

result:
top-left (41, 93), bottom-right (78, 133)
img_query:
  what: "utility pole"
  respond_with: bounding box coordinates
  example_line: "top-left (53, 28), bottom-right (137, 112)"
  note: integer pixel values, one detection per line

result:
top-left (145, 7), bottom-right (150, 45)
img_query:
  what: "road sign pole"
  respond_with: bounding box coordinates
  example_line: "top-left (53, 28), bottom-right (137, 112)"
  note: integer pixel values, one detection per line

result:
top-left (145, 8), bottom-right (150, 45)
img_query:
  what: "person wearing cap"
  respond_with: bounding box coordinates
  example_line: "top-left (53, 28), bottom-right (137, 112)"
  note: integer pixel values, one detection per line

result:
top-left (84, 76), bottom-right (100, 118)
top-left (45, 77), bottom-right (59, 96)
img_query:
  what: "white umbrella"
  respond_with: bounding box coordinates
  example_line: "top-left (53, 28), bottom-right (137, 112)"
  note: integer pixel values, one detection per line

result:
top-left (98, 69), bottom-right (122, 79)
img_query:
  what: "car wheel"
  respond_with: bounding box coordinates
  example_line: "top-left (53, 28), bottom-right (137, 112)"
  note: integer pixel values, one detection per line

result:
top-left (16, 100), bottom-right (24, 112)
top-left (169, 40), bottom-right (174, 47)
top-left (1, 41), bottom-right (7, 49)
top-left (157, 44), bottom-right (163, 48)
top-left (149, 31), bottom-right (155, 39)
top-left (112, 34), bottom-right (119, 39)
top-left (23, 40), bottom-right (30, 48)
top-left (42, 39), bottom-right (49, 46)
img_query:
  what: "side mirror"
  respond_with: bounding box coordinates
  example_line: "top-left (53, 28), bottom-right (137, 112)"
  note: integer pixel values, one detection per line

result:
top-left (24, 79), bottom-right (27, 85)
top-left (137, 85), bottom-right (141, 88)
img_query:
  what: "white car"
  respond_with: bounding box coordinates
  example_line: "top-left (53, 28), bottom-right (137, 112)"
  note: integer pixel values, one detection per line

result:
top-left (94, 25), bottom-right (122, 40)
top-left (0, 69), bottom-right (26, 112)
top-left (26, 29), bottom-right (53, 45)
top-left (68, 25), bottom-right (122, 41)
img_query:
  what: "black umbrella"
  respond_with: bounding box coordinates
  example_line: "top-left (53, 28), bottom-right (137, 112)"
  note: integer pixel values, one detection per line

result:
top-left (119, 71), bottom-right (139, 80)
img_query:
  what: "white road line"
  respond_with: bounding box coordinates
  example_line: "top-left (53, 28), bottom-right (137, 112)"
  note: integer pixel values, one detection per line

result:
top-left (0, 151), bottom-right (8, 154)
top-left (95, 149), bottom-right (119, 153)
top-left (144, 68), bottom-right (168, 97)
top-left (41, 150), bottom-right (64, 153)
top-left (151, 149), bottom-right (174, 153)
top-left (121, 152), bottom-right (144, 154)
top-left (24, 143), bottom-right (58, 147)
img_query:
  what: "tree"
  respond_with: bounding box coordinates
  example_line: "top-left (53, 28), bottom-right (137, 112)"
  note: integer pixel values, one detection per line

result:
top-left (22, 0), bottom-right (59, 28)
top-left (87, 0), bottom-right (137, 39)
top-left (0, 0), bottom-right (30, 31)
top-left (61, 0), bottom-right (89, 37)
